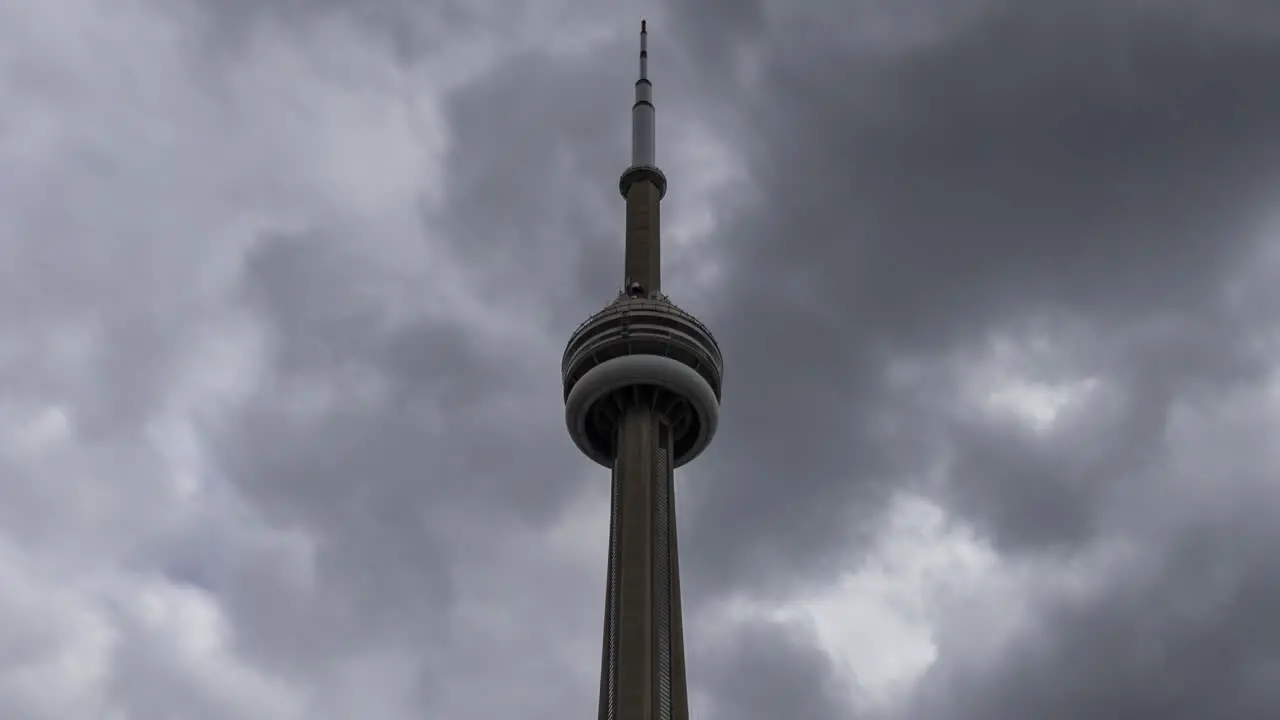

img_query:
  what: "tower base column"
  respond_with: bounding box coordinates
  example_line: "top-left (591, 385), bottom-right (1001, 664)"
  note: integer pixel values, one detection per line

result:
top-left (599, 394), bottom-right (688, 720)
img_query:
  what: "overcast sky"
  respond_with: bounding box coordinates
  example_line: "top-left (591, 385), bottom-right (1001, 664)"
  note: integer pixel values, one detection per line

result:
top-left (3, 0), bottom-right (1280, 718)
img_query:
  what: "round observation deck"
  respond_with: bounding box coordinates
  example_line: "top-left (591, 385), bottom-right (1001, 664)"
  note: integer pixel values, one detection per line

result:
top-left (563, 293), bottom-right (723, 468)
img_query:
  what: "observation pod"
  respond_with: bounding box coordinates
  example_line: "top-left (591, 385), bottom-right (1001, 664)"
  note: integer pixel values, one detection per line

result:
top-left (562, 293), bottom-right (724, 468)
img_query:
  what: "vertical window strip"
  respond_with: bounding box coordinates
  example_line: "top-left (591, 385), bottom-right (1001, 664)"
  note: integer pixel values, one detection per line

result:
top-left (655, 423), bottom-right (674, 720)
top-left (604, 453), bottom-right (623, 720)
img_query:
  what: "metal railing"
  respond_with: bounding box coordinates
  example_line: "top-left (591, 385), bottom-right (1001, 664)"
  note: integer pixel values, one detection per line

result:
top-left (565, 295), bottom-right (720, 352)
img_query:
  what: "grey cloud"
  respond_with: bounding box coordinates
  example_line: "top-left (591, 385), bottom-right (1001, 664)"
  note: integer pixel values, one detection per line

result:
top-left (665, 0), bottom-right (1280, 569)
top-left (185, 13), bottom-right (653, 715)
top-left (188, 0), bottom-right (476, 63)
top-left (909, 478), bottom-right (1280, 720)
top-left (665, 0), bottom-right (1280, 716)
top-left (941, 308), bottom-right (1270, 552)
top-left (437, 45), bottom-right (629, 317)
top-left (210, 230), bottom-right (573, 635)
top-left (697, 619), bottom-right (856, 720)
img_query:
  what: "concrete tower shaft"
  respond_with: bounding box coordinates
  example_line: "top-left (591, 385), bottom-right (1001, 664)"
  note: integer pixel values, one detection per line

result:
top-left (563, 22), bottom-right (722, 720)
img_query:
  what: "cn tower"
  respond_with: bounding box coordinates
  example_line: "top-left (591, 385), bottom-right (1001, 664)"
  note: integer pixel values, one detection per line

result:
top-left (562, 21), bottom-right (723, 720)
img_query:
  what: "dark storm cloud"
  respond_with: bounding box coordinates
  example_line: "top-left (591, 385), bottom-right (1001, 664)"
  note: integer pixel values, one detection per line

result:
top-left (908, 473), bottom-right (1280, 720)
top-left (658, 0), bottom-right (1280, 717)
top-left (437, 44), bottom-right (632, 321)
top-left (939, 309), bottom-right (1271, 552)
top-left (666, 0), bottom-right (1280, 571)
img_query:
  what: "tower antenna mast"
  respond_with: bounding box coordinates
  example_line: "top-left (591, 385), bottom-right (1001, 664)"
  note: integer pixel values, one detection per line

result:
top-left (633, 19), bottom-right (654, 167)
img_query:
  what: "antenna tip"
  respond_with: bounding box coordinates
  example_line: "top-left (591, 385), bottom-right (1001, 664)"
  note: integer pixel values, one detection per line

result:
top-left (641, 19), bottom-right (646, 33)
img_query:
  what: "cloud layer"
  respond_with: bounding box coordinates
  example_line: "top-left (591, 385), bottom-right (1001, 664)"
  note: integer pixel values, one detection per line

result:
top-left (3, 0), bottom-right (1280, 717)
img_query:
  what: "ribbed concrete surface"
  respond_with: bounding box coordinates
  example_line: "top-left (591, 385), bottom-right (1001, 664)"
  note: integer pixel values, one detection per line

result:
top-left (598, 401), bottom-right (689, 720)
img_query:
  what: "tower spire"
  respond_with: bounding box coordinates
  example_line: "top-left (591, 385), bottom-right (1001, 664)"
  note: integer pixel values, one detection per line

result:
top-left (619, 20), bottom-right (667, 295)
top-left (632, 20), bottom-right (655, 169)
top-left (640, 19), bottom-right (648, 80)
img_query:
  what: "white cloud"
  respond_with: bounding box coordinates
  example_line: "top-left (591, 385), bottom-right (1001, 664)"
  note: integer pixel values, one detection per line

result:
top-left (706, 493), bottom-right (998, 711)
top-left (984, 376), bottom-right (1099, 433)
